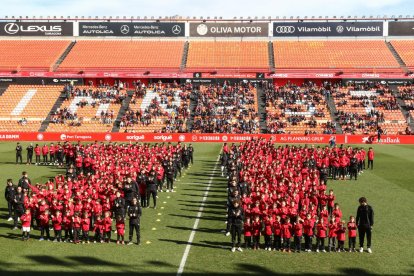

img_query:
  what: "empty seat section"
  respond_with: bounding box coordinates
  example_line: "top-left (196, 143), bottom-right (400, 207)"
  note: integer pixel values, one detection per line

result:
top-left (274, 41), bottom-right (400, 72)
top-left (0, 40), bottom-right (70, 71)
top-left (0, 85), bottom-right (63, 132)
top-left (186, 41), bottom-right (269, 70)
top-left (58, 41), bottom-right (184, 71)
top-left (391, 41), bottom-right (414, 69)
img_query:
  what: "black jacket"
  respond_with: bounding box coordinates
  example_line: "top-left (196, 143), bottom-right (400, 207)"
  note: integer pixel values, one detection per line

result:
top-left (356, 204), bottom-right (374, 227)
top-left (18, 177), bottom-right (31, 190)
top-left (13, 192), bottom-right (25, 211)
top-left (228, 207), bottom-right (244, 226)
top-left (124, 181), bottom-right (139, 201)
top-left (5, 185), bottom-right (15, 202)
top-left (114, 197), bottom-right (125, 212)
top-left (128, 204), bottom-right (142, 225)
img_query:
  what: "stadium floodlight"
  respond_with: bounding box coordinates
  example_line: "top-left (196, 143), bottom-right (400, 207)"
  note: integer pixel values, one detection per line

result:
top-left (325, 16), bottom-right (328, 19)
top-left (214, 16), bottom-right (217, 19)
top-left (123, 16), bottom-right (127, 19)
top-left (290, 16), bottom-right (293, 19)
top-left (254, 16), bottom-right (258, 19)
top-left (262, 16), bottom-right (265, 19)
top-left (219, 16), bottom-right (223, 19)
top-left (95, 16), bottom-right (98, 19)
top-left (311, 16), bottom-right (315, 19)
top-left (406, 15), bottom-right (410, 18)
top-left (75, 16), bottom-right (78, 19)
top-left (4, 16), bottom-right (8, 19)
top-left (333, 16), bottom-right (337, 19)
top-left (103, 16), bottom-right (106, 19)
top-left (369, 15), bottom-right (373, 19)
top-left (247, 16), bottom-right (251, 19)
top-left (340, 16), bottom-right (344, 19)
top-left (88, 16), bottom-right (91, 19)
top-left (304, 16), bottom-right (308, 19)
top-left (268, 16), bottom-right (271, 19)
top-left (362, 15), bottom-right (366, 19)
top-left (192, 16), bottom-right (196, 19)
top-left (276, 16), bottom-right (279, 19)
top-left (399, 15), bottom-right (403, 18)
top-left (207, 16), bottom-right (210, 19)
top-left (240, 16), bottom-right (243, 19)
top-left (233, 16), bottom-right (237, 19)
top-left (391, 15), bottom-right (395, 18)
top-left (54, 16), bottom-right (57, 19)
top-left (348, 16), bottom-right (352, 19)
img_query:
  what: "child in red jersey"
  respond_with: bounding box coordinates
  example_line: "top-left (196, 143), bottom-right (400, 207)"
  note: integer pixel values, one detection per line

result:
top-left (93, 215), bottom-right (103, 243)
top-left (52, 210), bottom-right (63, 242)
top-left (116, 215), bottom-right (125, 245)
top-left (293, 216), bottom-right (303, 253)
top-left (347, 216), bottom-right (357, 252)
top-left (81, 212), bottom-right (90, 244)
top-left (336, 220), bottom-right (346, 252)
top-left (72, 212), bottom-right (81, 244)
top-left (303, 213), bottom-right (315, 252)
top-left (333, 203), bottom-right (342, 223)
top-left (262, 215), bottom-right (273, 251)
top-left (326, 189), bottom-right (335, 215)
top-left (63, 210), bottom-right (73, 242)
top-left (328, 216), bottom-right (337, 252)
top-left (315, 217), bottom-right (327, 252)
top-left (252, 215), bottom-right (261, 250)
top-left (39, 209), bottom-right (50, 241)
top-left (21, 209), bottom-right (31, 241)
top-left (103, 211), bottom-right (112, 243)
top-left (281, 217), bottom-right (293, 252)
top-left (243, 217), bottom-right (252, 249)
top-left (272, 216), bottom-right (282, 251)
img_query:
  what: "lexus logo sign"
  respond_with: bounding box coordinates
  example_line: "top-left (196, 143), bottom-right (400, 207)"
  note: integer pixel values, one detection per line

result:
top-left (4, 23), bottom-right (19, 34)
top-left (274, 26), bottom-right (295, 34)
top-left (172, 25), bottom-right (182, 35)
top-left (120, 25), bottom-right (130, 34)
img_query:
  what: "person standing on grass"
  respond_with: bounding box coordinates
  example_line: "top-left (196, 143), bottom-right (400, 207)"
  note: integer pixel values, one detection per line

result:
top-left (15, 142), bottom-right (23, 164)
top-left (12, 186), bottom-right (25, 230)
top-left (229, 200), bottom-right (244, 252)
top-left (367, 148), bottom-right (375, 170)
top-left (5, 179), bottom-right (15, 221)
top-left (34, 144), bottom-right (41, 165)
top-left (128, 197), bottom-right (142, 245)
top-left (26, 143), bottom-right (34, 165)
top-left (356, 197), bottom-right (374, 253)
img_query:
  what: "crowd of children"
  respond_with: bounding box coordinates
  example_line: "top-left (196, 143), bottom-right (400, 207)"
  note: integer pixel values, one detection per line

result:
top-left (223, 138), bottom-right (374, 253)
top-left (7, 141), bottom-right (194, 245)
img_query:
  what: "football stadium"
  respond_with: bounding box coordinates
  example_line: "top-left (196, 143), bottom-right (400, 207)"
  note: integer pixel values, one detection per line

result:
top-left (1, 1), bottom-right (414, 275)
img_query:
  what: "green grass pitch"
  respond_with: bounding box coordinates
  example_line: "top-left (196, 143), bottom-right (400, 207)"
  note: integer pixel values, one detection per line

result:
top-left (0, 142), bottom-right (413, 275)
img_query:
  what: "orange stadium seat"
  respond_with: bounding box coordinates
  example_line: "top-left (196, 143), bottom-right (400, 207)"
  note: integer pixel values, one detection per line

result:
top-left (273, 41), bottom-right (401, 72)
top-left (391, 41), bottom-right (414, 69)
top-left (0, 85), bottom-right (63, 132)
top-left (58, 41), bottom-right (184, 71)
top-left (186, 41), bottom-right (269, 70)
top-left (0, 40), bottom-right (70, 71)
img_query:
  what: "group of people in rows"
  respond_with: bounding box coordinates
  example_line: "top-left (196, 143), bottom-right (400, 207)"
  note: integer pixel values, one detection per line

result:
top-left (222, 139), bottom-right (375, 253)
top-left (8, 141), bottom-right (194, 245)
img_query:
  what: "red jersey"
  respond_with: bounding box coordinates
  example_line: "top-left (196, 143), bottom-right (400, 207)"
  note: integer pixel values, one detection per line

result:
top-left (116, 220), bottom-right (125, 236)
top-left (293, 222), bottom-right (303, 237)
top-left (303, 218), bottom-right (315, 236)
top-left (328, 222), bottom-right (337, 238)
top-left (281, 222), bottom-right (292, 239)
top-left (52, 214), bottom-right (63, 230)
top-left (81, 218), bottom-right (90, 231)
top-left (252, 221), bottom-right (261, 236)
top-left (347, 222), bottom-right (357, 238)
top-left (72, 216), bottom-right (81, 229)
top-left (316, 222), bottom-right (327, 238)
top-left (243, 222), bottom-right (252, 237)
top-left (272, 220), bottom-right (282, 236)
top-left (336, 225), bottom-right (346, 241)
top-left (263, 218), bottom-right (273, 236)
top-left (21, 213), bottom-right (32, 227)
top-left (103, 217), bottom-right (112, 232)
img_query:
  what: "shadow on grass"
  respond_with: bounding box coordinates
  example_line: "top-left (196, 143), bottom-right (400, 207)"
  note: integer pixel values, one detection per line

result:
top-left (166, 225), bottom-right (223, 234)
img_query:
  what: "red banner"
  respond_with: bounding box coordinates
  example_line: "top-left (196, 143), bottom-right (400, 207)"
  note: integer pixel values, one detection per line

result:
top-left (5, 132), bottom-right (412, 144)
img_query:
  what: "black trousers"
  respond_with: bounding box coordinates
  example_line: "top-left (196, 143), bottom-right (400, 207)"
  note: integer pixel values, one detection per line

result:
top-left (147, 190), bottom-right (157, 207)
top-left (358, 226), bottom-right (372, 248)
top-left (264, 235), bottom-right (272, 248)
top-left (316, 237), bottom-right (325, 250)
top-left (304, 234), bottom-right (313, 250)
top-left (166, 177), bottom-right (174, 190)
top-left (253, 235), bottom-right (260, 248)
top-left (231, 224), bottom-right (242, 247)
top-left (350, 168), bottom-right (358, 180)
top-left (43, 155), bottom-right (48, 163)
top-left (27, 153), bottom-right (33, 164)
top-left (82, 230), bottom-right (89, 242)
top-left (273, 235), bottom-right (282, 250)
top-left (129, 223), bottom-right (140, 244)
top-left (35, 155), bottom-right (41, 163)
top-left (73, 228), bottom-right (81, 242)
top-left (189, 155), bottom-right (193, 164)
top-left (349, 237), bottom-right (356, 250)
top-left (244, 236), bottom-right (252, 248)
top-left (50, 154), bottom-right (55, 163)
top-left (7, 201), bottom-right (14, 217)
top-left (368, 160), bottom-right (374, 170)
top-left (328, 237), bottom-right (336, 251)
top-left (294, 236), bottom-right (302, 251)
top-left (65, 228), bottom-right (73, 241)
top-left (40, 226), bottom-right (50, 239)
top-left (283, 237), bottom-right (291, 250)
top-left (105, 231), bottom-right (111, 241)
top-left (54, 229), bottom-right (62, 241)
top-left (337, 240), bottom-right (345, 251)
top-left (16, 153), bottom-right (22, 164)
top-left (14, 208), bottom-right (24, 227)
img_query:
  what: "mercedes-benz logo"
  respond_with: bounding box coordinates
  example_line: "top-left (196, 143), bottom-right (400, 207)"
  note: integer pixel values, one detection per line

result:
top-left (4, 23), bottom-right (19, 35)
top-left (336, 25), bottom-right (344, 33)
top-left (274, 26), bottom-right (295, 34)
top-left (120, 25), bottom-right (130, 34)
top-left (172, 25), bottom-right (181, 35)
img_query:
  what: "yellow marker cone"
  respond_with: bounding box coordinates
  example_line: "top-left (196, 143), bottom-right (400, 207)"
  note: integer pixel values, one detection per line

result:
top-left (152, 227), bottom-right (157, 230)
top-left (163, 201), bottom-right (167, 204)
top-left (161, 207), bottom-right (165, 209)
top-left (157, 213), bottom-right (162, 215)
top-left (156, 219), bottom-right (161, 222)
top-left (146, 241), bottom-right (151, 244)
top-left (167, 196), bottom-right (171, 199)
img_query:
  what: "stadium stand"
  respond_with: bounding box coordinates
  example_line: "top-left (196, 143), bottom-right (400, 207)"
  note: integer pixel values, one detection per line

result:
top-left (265, 83), bottom-right (335, 134)
top-left (332, 84), bottom-right (408, 135)
top-left (119, 83), bottom-right (190, 133)
top-left (186, 41), bottom-right (269, 71)
top-left (191, 82), bottom-right (260, 133)
top-left (46, 85), bottom-right (124, 132)
top-left (398, 85), bottom-right (414, 130)
top-left (57, 41), bottom-right (184, 71)
top-left (0, 40), bottom-right (70, 72)
top-left (273, 41), bottom-right (401, 72)
top-left (391, 41), bottom-right (414, 70)
top-left (0, 85), bottom-right (63, 132)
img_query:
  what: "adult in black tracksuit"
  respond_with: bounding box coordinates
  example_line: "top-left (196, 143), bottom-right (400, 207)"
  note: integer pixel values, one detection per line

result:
top-left (5, 179), bottom-right (15, 220)
top-left (26, 144), bottom-right (34, 165)
top-left (128, 198), bottom-right (142, 245)
top-left (124, 176), bottom-right (139, 214)
top-left (229, 200), bottom-right (244, 251)
top-left (173, 153), bottom-right (182, 179)
top-left (349, 156), bottom-right (358, 181)
top-left (146, 173), bottom-right (157, 208)
top-left (16, 143), bottom-right (23, 164)
top-left (188, 144), bottom-right (194, 165)
top-left (165, 161), bottom-right (175, 192)
top-left (18, 172), bottom-right (31, 193)
top-left (13, 186), bottom-right (25, 229)
top-left (182, 147), bottom-right (190, 169)
top-left (113, 191), bottom-right (125, 218)
top-left (356, 197), bottom-right (374, 252)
